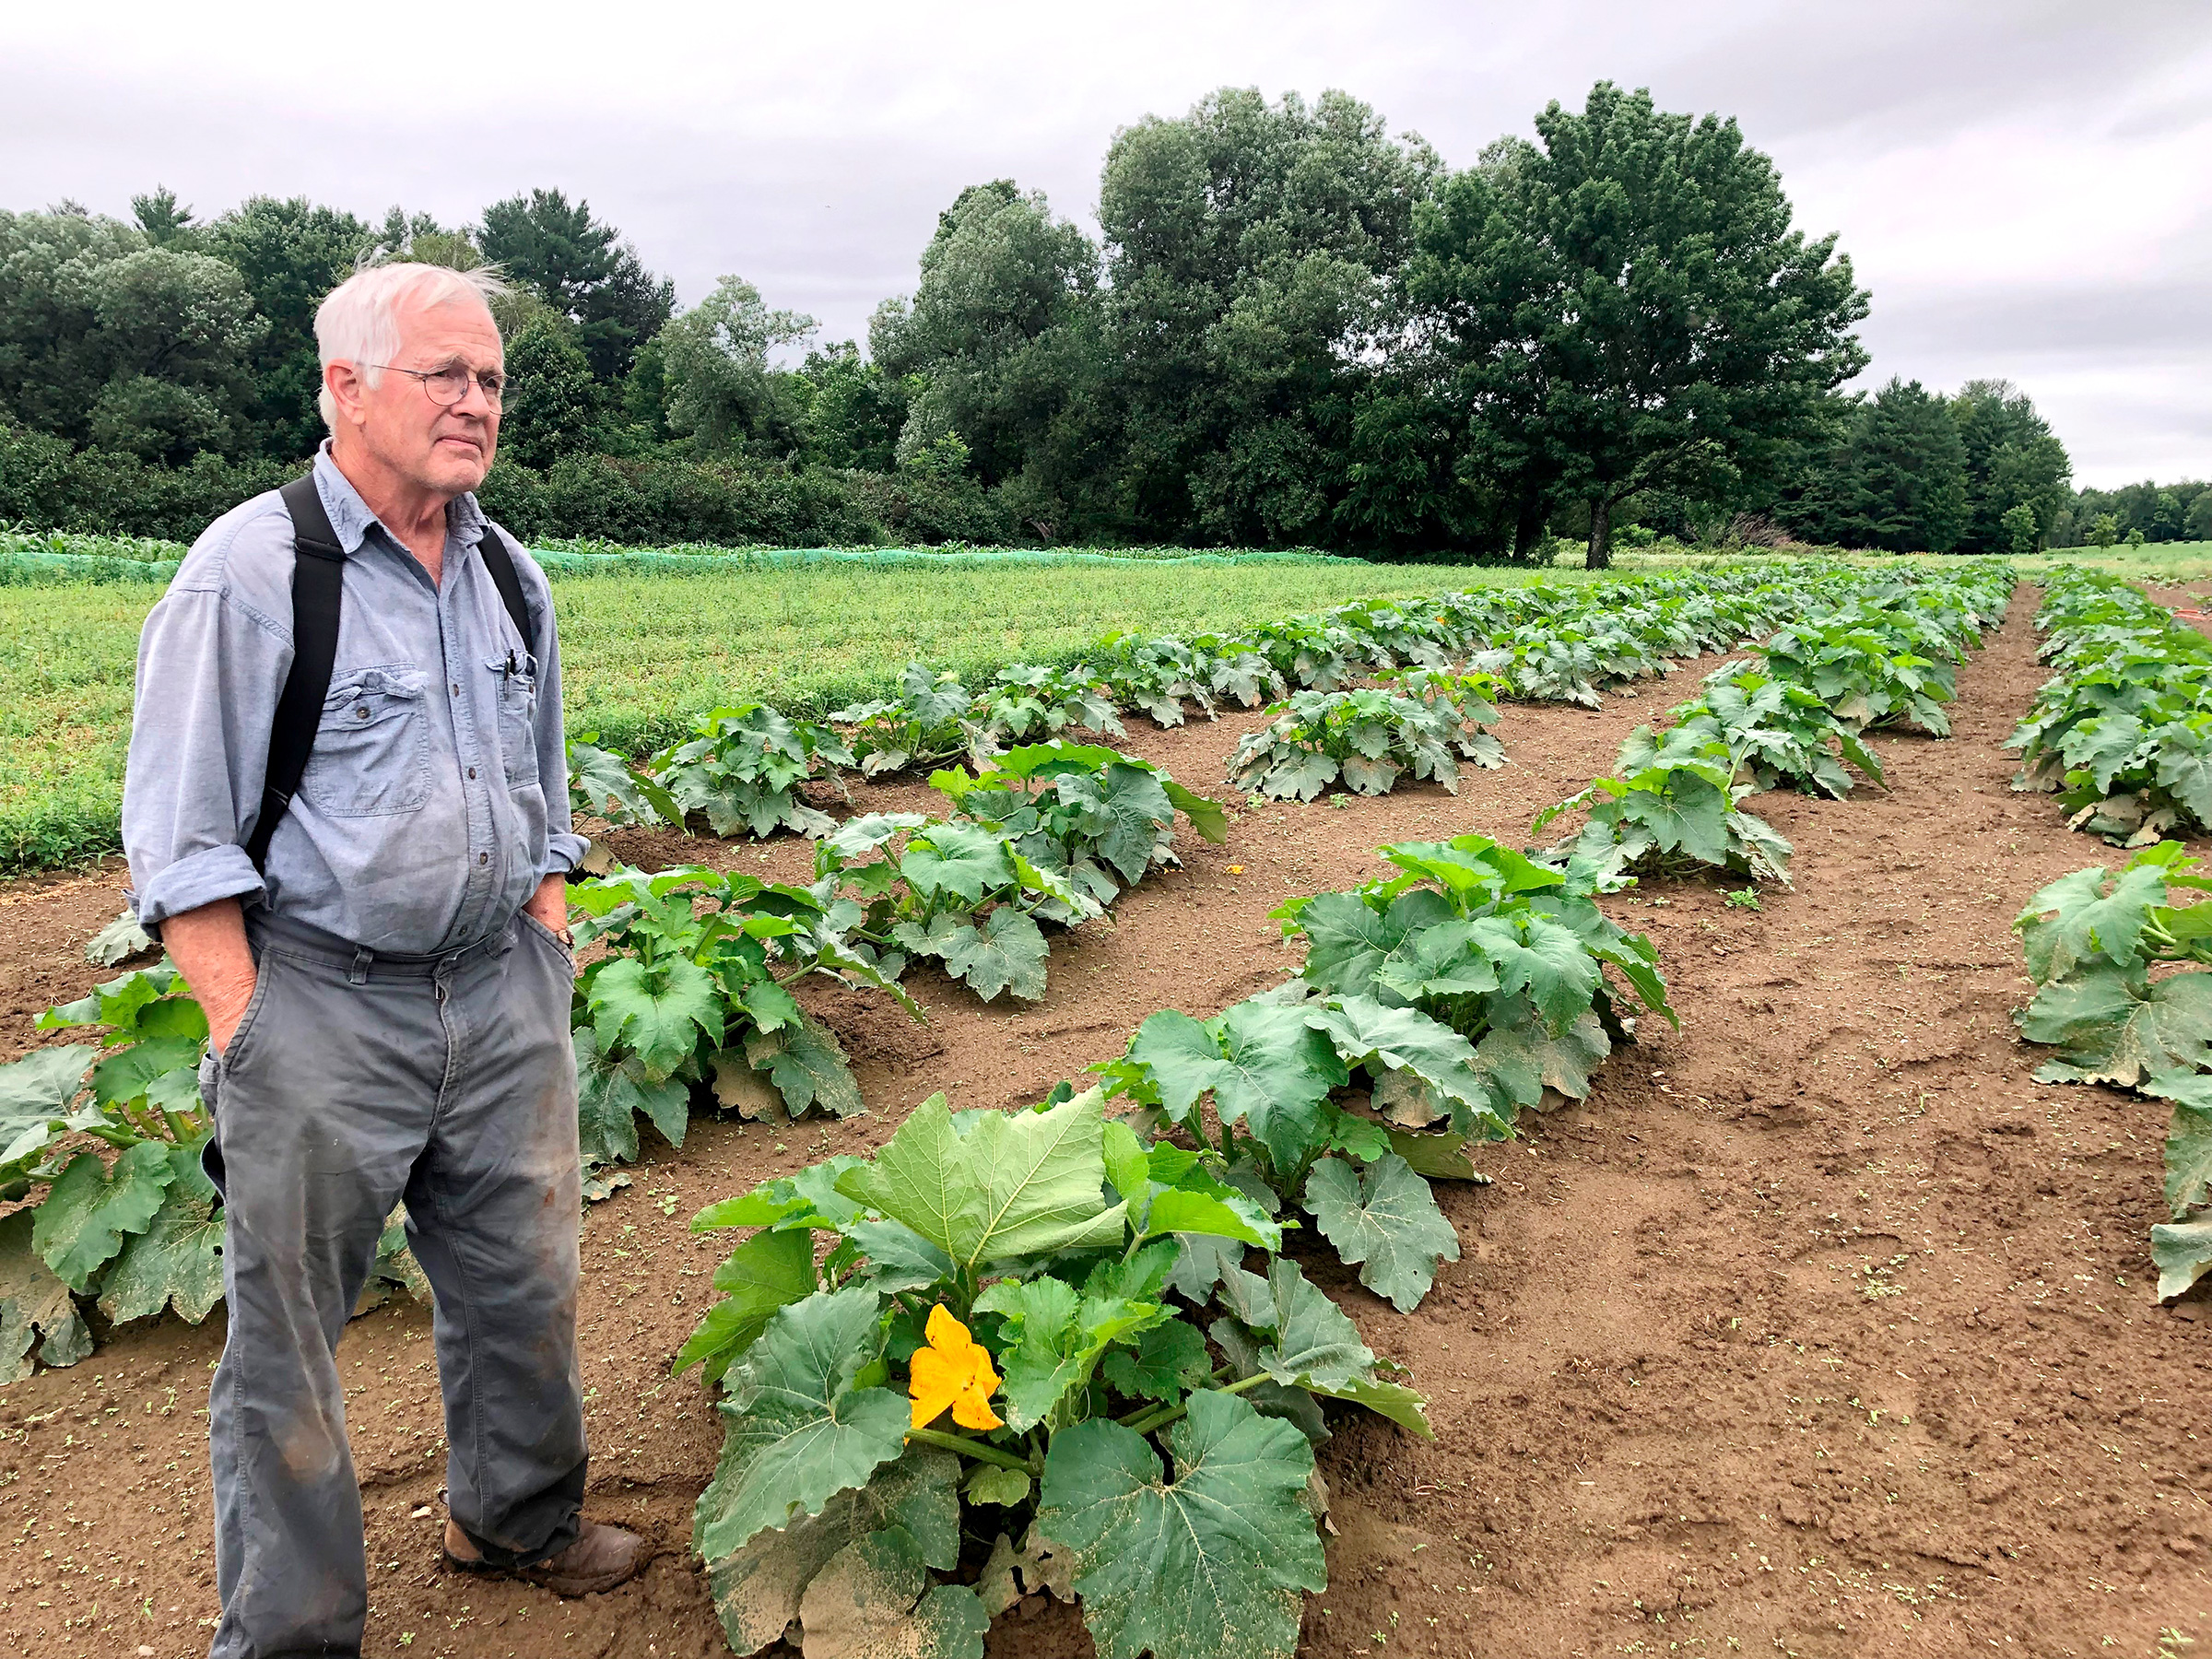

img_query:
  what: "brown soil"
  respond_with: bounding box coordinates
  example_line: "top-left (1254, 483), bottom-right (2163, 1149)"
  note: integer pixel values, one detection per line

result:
top-left (1, 592), bottom-right (2206, 1659)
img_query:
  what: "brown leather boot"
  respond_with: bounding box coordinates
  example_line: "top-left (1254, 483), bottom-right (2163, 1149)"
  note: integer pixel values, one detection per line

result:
top-left (442, 1518), bottom-right (649, 1595)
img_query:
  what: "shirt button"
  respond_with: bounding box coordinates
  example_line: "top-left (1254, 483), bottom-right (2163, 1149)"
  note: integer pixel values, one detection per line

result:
top-left (479, 852), bottom-right (489, 865)
top-left (467, 767), bottom-right (477, 779)
top-left (355, 705), bottom-right (370, 720)
top-left (452, 683), bottom-right (462, 697)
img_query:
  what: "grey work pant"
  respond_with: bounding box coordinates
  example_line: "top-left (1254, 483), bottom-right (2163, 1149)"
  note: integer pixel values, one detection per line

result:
top-left (200, 908), bottom-right (586, 1659)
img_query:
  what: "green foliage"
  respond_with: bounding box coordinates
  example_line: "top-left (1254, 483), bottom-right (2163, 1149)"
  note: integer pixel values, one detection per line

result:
top-left (683, 1088), bottom-right (1425, 1659)
top-left (1410, 82), bottom-right (1870, 566)
top-left (1228, 671), bottom-right (1506, 801)
top-left (872, 180), bottom-right (1100, 496)
top-left (931, 741), bottom-right (1226, 912)
top-left (1779, 379), bottom-right (1970, 555)
top-left (1275, 830), bottom-right (1673, 1131)
top-left (2012, 571), bottom-right (2212, 843)
top-left (199, 195), bottom-right (374, 458)
top-left (830, 665), bottom-right (989, 778)
top-left (0, 211), bottom-right (264, 464)
top-left (976, 663), bottom-right (1124, 746)
top-left (1095, 88), bottom-right (1440, 547)
top-left (1756, 614), bottom-right (1959, 736)
top-left (1038, 1391), bottom-right (1323, 1659)
top-left (1670, 664), bottom-right (1884, 800)
top-left (2013, 842), bottom-right (2212, 1299)
top-left (0, 963), bottom-right (428, 1380)
top-left (569, 865), bottom-right (904, 1167)
top-left (658, 276), bottom-right (818, 453)
top-left (649, 704), bottom-right (855, 839)
top-left (477, 187), bottom-right (674, 383)
top-left (566, 735), bottom-right (677, 827)
top-left (812, 813), bottom-right (1096, 1004)
top-left (1536, 724), bottom-right (1795, 887)
top-left (1952, 378), bottom-right (2072, 558)
top-left (498, 316), bottom-right (603, 470)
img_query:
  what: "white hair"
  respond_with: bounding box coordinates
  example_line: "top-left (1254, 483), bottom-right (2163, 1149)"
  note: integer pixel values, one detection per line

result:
top-left (314, 262), bottom-right (509, 429)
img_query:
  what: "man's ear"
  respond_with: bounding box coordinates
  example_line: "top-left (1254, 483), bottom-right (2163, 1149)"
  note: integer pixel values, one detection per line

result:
top-left (324, 359), bottom-right (369, 429)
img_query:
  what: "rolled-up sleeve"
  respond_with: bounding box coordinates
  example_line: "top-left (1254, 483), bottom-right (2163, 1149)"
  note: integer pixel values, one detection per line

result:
top-left (122, 571), bottom-right (292, 934)
top-left (520, 555), bottom-right (588, 879)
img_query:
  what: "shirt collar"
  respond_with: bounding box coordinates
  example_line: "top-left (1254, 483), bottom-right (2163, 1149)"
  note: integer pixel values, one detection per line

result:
top-left (311, 441), bottom-right (488, 559)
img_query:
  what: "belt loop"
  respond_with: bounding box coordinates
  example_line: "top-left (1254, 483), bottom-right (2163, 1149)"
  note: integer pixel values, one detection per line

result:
top-left (349, 947), bottom-right (372, 986)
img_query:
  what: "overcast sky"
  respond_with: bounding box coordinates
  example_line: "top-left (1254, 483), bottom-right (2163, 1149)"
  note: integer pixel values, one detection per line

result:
top-left (9, 0), bottom-right (2206, 487)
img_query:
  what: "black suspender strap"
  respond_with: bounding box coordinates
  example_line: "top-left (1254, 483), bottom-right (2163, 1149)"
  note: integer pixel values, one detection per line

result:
top-left (246, 476), bottom-right (346, 872)
top-left (243, 475), bottom-right (535, 872)
top-left (477, 526), bottom-right (535, 659)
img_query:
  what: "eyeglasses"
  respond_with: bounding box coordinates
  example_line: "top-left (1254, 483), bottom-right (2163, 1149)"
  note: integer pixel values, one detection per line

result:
top-left (367, 363), bottom-right (506, 407)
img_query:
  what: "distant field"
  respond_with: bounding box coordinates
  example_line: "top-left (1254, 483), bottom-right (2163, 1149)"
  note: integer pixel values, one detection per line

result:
top-left (0, 551), bottom-right (1582, 874)
top-left (2012, 541), bottom-right (2212, 584)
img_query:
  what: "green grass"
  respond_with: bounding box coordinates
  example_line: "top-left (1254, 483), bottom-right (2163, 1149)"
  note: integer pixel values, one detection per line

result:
top-left (2011, 542), bottom-right (2212, 585)
top-left (0, 555), bottom-right (1583, 876)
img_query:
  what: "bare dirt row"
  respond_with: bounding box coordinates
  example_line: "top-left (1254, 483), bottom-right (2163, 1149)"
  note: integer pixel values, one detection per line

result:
top-left (0, 587), bottom-right (2205, 1659)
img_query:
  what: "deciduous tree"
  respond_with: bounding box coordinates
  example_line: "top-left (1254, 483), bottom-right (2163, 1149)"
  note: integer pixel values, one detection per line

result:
top-left (1414, 83), bottom-right (1868, 568)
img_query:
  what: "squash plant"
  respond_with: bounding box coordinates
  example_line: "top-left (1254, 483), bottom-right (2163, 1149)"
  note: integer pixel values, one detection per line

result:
top-left (1670, 664), bottom-right (1886, 800)
top-left (976, 664), bottom-right (1124, 746)
top-left (1091, 634), bottom-right (1219, 727)
top-left (831, 664), bottom-right (994, 779)
top-left (811, 814), bottom-right (1101, 1004)
top-left (567, 734), bottom-right (678, 827)
top-left (679, 1088), bottom-right (1428, 1659)
top-left (930, 742), bottom-right (1227, 912)
top-left (1274, 832), bottom-right (1675, 1131)
top-left (2011, 841), bottom-right (2212, 1298)
top-left (1536, 724), bottom-right (1795, 888)
top-left (649, 704), bottom-right (857, 839)
top-left (0, 968), bottom-right (423, 1382)
top-left (568, 865), bottom-right (912, 1166)
top-left (1227, 671), bottom-right (1507, 802)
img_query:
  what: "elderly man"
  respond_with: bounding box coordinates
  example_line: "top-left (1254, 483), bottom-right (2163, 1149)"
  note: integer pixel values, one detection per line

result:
top-left (123, 261), bottom-right (644, 1659)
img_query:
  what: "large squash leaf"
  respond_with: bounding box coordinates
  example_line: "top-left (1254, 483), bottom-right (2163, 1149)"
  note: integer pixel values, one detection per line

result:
top-left (1300, 1152), bottom-right (1460, 1312)
top-left (96, 1144), bottom-right (224, 1325)
top-left (33, 1142), bottom-right (177, 1291)
top-left (835, 1089), bottom-right (1126, 1273)
top-left (1038, 1390), bottom-right (1324, 1659)
top-left (703, 1445), bottom-right (981, 1659)
top-left (2018, 965), bottom-right (2212, 1087)
top-left (693, 1288), bottom-right (910, 1561)
top-left (0, 1210), bottom-right (90, 1382)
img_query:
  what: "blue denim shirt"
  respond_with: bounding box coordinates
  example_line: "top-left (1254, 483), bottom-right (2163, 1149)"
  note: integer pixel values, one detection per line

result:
top-left (123, 446), bottom-right (587, 954)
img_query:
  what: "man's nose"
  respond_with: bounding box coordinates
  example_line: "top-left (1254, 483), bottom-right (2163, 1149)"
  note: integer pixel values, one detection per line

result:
top-left (451, 378), bottom-right (498, 418)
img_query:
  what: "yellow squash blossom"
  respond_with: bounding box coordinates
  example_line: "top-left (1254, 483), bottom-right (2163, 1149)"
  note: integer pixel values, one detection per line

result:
top-left (908, 1305), bottom-right (1003, 1431)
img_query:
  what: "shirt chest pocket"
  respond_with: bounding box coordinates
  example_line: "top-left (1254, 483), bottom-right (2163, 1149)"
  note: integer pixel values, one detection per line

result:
top-left (492, 657), bottom-right (540, 788)
top-left (300, 665), bottom-right (432, 818)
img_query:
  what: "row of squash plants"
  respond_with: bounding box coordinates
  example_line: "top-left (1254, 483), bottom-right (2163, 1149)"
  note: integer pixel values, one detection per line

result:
top-left (2007, 571), bottom-right (2212, 1300)
top-left (665, 560), bottom-right (2018, 1659)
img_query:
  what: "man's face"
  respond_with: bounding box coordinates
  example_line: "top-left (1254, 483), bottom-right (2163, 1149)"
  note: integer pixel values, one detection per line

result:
top-left (332, 292), bottom-right (503, 496)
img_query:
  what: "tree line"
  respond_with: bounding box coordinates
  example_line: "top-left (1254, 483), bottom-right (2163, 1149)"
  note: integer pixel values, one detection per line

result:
top-left (0, 82), bottom-right (2092, 559)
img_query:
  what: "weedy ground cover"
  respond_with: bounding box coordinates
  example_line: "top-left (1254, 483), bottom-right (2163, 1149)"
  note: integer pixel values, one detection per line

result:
top-left (2012, 841), bottom-right (2212, 1299)
top-left (2011, 569), bottom-right (2212, 843)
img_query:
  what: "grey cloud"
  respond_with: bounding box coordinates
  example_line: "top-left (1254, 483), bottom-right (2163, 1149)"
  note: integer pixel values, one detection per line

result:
top-left (3, 2), bottom-right (2204, 485)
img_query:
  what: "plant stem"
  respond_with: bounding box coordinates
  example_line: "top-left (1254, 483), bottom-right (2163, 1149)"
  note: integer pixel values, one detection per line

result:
top-left (904, 1427), bottom-right (1036, 1474)
top-left (1123, 1372), bottom-right (1267, 1438)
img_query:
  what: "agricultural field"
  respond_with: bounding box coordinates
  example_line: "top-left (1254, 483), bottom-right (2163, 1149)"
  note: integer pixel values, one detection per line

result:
top-left (0, 556), bottom-right (2206, 1659)
top-left (0, 545), bottom-right (1584, 875)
